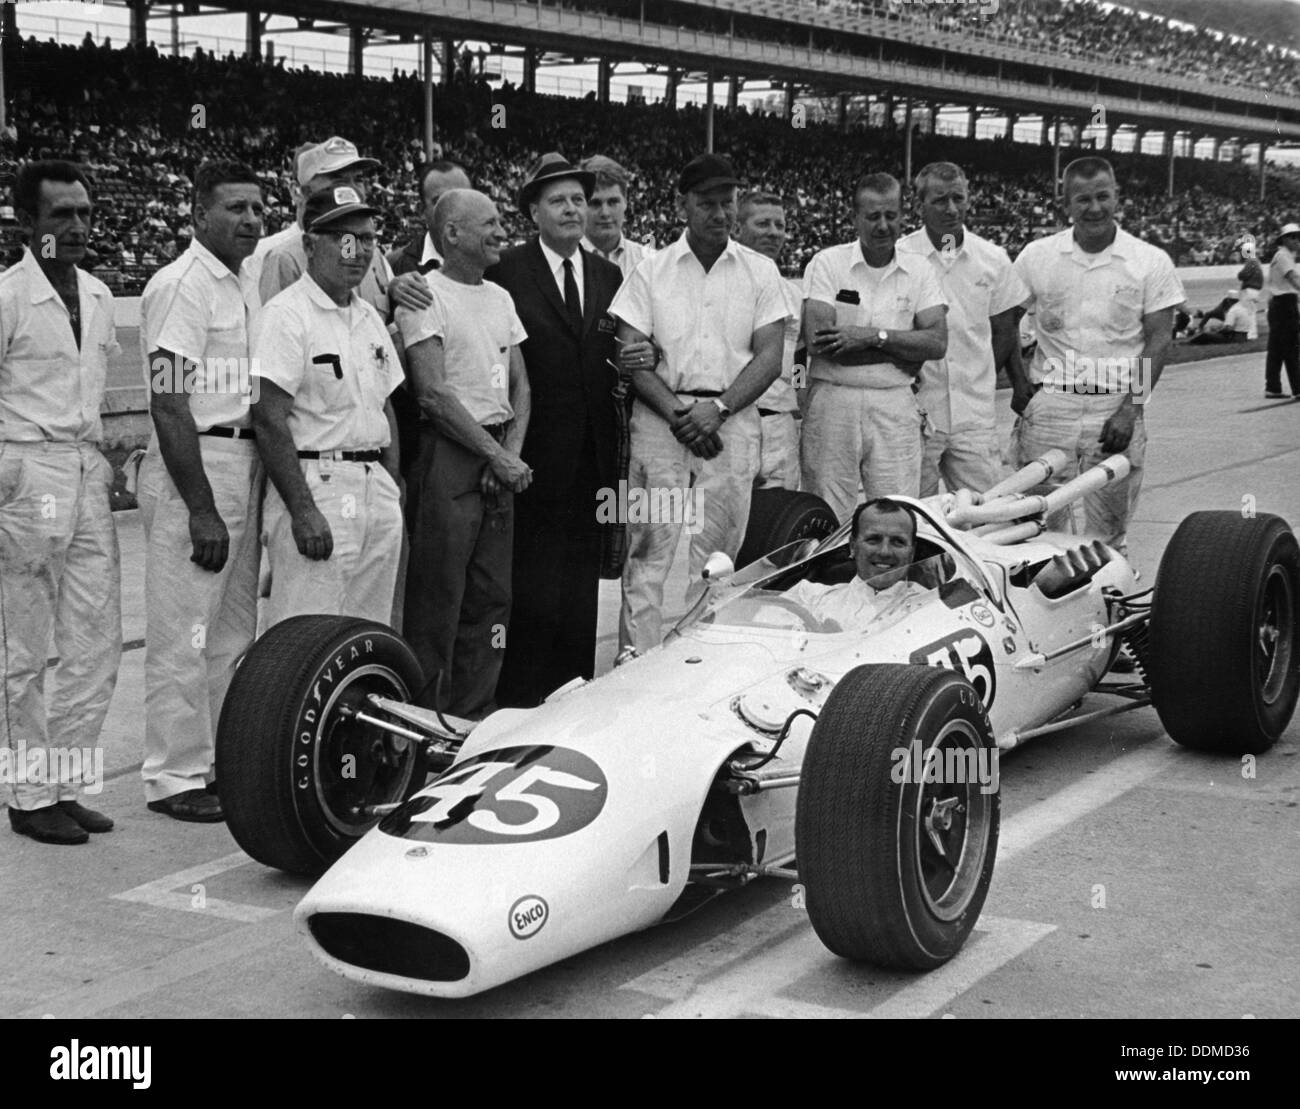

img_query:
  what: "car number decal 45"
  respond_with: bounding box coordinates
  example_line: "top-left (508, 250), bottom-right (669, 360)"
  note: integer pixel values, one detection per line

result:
top-left (910, 631), bottom-right (996, 708)
top-left (380, 746), bottom-right (607, 845)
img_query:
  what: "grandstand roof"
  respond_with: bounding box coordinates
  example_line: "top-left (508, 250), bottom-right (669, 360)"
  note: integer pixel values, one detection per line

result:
top-left (175, 0), bottom-right (1300, 142)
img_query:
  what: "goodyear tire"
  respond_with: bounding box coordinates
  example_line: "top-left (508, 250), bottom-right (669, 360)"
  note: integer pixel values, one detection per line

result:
top-left (216, 616), bottom-right (430, 875)
top-left (736, 488), bottom-right (838, 569)
top-left (1149, 511), bottom-right (1300, 755)
top-left (796, 664), bottom-right (999, 970)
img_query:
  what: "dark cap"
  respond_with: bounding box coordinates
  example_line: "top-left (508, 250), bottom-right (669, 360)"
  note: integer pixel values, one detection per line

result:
top-left (302, 185), bottom-right (381, 231)
top-left (678, 153), bottom-right (741, 196)
top-left (517, 152), bottom-right (595, 211)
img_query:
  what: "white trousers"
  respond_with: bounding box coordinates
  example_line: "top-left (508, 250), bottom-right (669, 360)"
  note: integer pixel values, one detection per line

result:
top-left (920, 425), bottom-right (1002, 498)
top-left (262, 458), bottom-right (403, 632)
top-left (139, 437), bottom-right (262, 803)
top-left (1010, 389), bottom-right (1146, 554)
top-left (1, 442), bottom-right (121, 810)
top-left (755, 410), bottom-right (801, 491)
top-left (619, 400), bottom-right (760, 653)
top-left (800, 382), bottom-right (923, 524)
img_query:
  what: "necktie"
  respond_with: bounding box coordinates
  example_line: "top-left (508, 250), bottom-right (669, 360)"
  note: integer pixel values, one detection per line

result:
top-left (562, 258), bottom-right (582, 333)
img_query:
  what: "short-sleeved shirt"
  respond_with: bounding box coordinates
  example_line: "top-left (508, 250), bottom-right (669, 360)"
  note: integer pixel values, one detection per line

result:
top-left (259, 228), bottom-right (394, 318)
top-left (898, 227), bottom-right (1027, 432)
top-left (243, 223), bottom-right (299, 310)
top-left (1013, 227), bottom-right (1185, 393)
top-left (0, 247), bottom-right (118, 443)
top-left (252, 273), bottom-right (404, 452)
top-left (141, 238), bottom-right (253, 431)
top-left (1268, 245), bottom-right (1299, 298)
top-left (609, 235), bottom-right (789, 395)
top-left (582, 235), bottom-right (656, 280)
top-left (395, 270), bottom-right (527, 427)
top-left (803, 240), bottom-right (947, 390)
top-left (756, 275), bottom-right (804, 414)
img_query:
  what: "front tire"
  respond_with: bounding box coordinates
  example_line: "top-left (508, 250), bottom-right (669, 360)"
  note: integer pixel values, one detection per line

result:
top-left (1149, 511), bottom-right (1300, 754)
top-left (796, 664), bottom-right (999, 970)
top-left (216, 616), bottom-right (430, 875)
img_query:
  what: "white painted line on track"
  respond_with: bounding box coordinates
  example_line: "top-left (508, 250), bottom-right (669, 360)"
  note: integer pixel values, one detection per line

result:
top-left (859, 916), bottom-right (1056, 1019)
top-left (16, 912), bottom-right (292, 1019)
top-left (112, 849), bottom-right (281, 923)
top-left (996, 743), bottom-right (1169, 865)
top-left (627, 743), bottom-right (1172, 1017)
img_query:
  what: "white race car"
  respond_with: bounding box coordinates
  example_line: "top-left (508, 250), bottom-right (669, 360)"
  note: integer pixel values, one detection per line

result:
top-left (216, 453), bottom-right (1298, 998)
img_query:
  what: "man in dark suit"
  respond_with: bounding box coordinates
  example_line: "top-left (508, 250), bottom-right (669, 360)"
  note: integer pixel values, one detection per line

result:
top-left (486, 153), bottom-right (623, 707)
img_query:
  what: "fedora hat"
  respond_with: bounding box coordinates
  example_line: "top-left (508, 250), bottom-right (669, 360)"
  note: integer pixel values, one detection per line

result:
top-left (517, 152), bottom-right (595, 211)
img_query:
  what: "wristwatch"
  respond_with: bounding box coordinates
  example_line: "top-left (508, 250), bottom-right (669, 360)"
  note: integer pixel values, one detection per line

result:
top-left (875, 328), bottom-right (889, 348)
top-left (711, 398), bottom-right (732, 422)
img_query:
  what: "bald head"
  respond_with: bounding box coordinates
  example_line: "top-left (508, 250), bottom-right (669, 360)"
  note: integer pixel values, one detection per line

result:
top-left (433, 188), bottom-right (505, 272)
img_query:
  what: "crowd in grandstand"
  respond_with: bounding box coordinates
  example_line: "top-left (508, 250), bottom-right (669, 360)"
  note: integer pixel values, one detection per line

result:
top-left (0, 33), bottom-right (1297, 293)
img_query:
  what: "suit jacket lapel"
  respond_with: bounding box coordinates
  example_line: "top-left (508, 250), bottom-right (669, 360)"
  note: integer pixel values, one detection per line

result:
top-left (579, 245), bottom-right (601, 338)
top-left (527, 238), bottom-right (576, 336)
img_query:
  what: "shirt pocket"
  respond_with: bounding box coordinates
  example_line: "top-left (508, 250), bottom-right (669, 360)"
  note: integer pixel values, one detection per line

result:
top-left (1105, 283), bottom-right (1144, 337)
top-left (1036, 288), bottom-right (1071, 336)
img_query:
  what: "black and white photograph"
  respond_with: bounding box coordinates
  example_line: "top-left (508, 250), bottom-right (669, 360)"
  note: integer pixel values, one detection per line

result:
top-left (0, 0), bottom-right (1297, 1063)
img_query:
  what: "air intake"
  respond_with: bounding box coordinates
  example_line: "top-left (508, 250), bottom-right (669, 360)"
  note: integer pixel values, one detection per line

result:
top-left (307, 913), bottom-right (471, 982)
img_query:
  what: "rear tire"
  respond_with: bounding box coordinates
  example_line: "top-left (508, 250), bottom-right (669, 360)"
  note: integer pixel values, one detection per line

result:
top-left (216, 616), bottom-right (430, 875)
top-left (1149, 511), bottom-right (1300, 754)
top-left (736, 488), bottom-right (838, 569)
top-left (796, 664), bottom-right (999, 970)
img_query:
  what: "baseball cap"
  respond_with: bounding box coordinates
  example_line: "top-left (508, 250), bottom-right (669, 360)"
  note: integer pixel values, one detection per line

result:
top-left (297, 136), bottom-right (380, 187)
top-left (678, 153), bottom-right (741, 196)
top-left (1277, 222), bottom-right (1300, 239)
top-left (1224, 288), bottom-right (1240, 299)
top-left (302, 186), bottom-right (382, 231)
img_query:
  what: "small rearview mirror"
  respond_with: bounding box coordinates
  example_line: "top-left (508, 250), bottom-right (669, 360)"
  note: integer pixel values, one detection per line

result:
top-left (702, 551), bottom-right (734, 581)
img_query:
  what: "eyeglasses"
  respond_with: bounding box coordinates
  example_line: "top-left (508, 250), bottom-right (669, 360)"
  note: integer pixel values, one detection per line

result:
top-left (313, 231), bottom-right (379, 248)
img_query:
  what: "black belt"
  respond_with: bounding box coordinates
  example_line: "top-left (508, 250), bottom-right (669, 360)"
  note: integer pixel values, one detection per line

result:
top-left (757, 408), bottom-right (789, 418)
top-left (297, 449), bottom-right (382, 462)
top-left (676, 389), bottom-right (722, 398)
top-left (200, 425), bottom-right (256, 440)
top-left (482, 423), bottom-right (507, 442)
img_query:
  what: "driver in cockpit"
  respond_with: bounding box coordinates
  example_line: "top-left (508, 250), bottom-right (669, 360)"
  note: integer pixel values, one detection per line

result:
top-left (783, 498), bottom-right (930, 631)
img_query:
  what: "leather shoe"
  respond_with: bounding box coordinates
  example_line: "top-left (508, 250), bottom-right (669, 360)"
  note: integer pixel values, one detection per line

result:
top-left (147, 788), bottom-right (224, 823)
top-left (57, 800), bottom-right (114, 833)
top-left (206, 780), bottom-right (218, 796)
top-left (9, 805), bottom-right (89, 845)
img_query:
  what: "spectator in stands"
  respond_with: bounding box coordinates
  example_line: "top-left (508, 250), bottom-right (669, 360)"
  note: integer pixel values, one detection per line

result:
top-left (898, 162), bottom-right (1027, 497)
top-left (138, 159), bottom-right (265, 823)
top-left (580, 155), bottom-right (657, 277)
top-left (250, 187), bottom-right (405, 629)
top-left (801, 172), bottom-right (948, 523)
top-left (397, 189), bottom-right (531, 718)
top-left (1010, 156), bottom-right (1184, 555)
top-left (734, 189), bottom-right (803, 490)
top-left (611, 154), bottom-right (788, 655)
top-left (2, 159), bottom-right (119, 845)
top-left (1265, 222), bottom-right (1300, 399)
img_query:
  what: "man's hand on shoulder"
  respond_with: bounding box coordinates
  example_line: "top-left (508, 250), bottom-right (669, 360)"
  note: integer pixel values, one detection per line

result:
top-left (389, 271), bottom-right (433, 312)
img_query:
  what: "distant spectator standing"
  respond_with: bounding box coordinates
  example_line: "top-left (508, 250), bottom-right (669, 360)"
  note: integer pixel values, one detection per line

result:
top-left (801, 172), bottom-right (948, 523)
top-left (898, 162), bottom-right (1026, 497)
top-left (1264, 222), bottom-right (1300, 399)
top-left (611, 153), bottom-right (788, 654)
top-left (1, 160), bottom-right (119, 844)
top-left (251, 187), bottom-right (406, 629)
top-left (579, 155), bottom-right (657, 278)
top-left (138, 160), bottom-right (265, 823)
top-left (734, 189), bottom-right (803, 490)
top-left (397, 189), bottom-right (531, 718)
top-left (1011, 157), bottom-right (1184, 554)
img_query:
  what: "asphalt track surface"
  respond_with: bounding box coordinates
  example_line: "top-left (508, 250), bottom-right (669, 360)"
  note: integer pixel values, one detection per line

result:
top-left (3, 346), bottom-right (1298, 1020)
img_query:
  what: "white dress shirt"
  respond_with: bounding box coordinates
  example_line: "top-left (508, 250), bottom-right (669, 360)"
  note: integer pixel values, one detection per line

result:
top-left (539, 238), bottom-right (584, 313)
